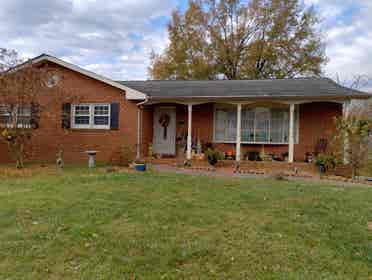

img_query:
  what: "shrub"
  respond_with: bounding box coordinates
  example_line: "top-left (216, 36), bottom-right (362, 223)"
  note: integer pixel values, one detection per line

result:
top-left (204, 148), bottom-right (224, 166)
top-left (334, 114), bottom-right (371, 178)
top-left (315, 154), bottom-right (337, 172)
top-left (118, 144), bottom-right (135, 167)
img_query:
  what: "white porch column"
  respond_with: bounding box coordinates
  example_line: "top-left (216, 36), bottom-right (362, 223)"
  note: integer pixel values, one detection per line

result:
top-left (187, 104), bottom-right (193, 161)
top-left (288, 103), bottom-right (295, 163)
top-left (236, 103), bottom-right (242, 164)
top-left (343, 100), bottom-right (350, 164)
top-left (136, 107), bottom-right (142, 160)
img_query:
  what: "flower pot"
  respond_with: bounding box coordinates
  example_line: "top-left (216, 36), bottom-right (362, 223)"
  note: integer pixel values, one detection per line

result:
top-left (318, 164), bottom-right (326, 174)
top-left (135, 163), bottom-right (146, 171)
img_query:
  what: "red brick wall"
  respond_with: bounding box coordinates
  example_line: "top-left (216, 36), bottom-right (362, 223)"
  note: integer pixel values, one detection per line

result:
top-left (141, 106), bottom-right (153, 157)
top-left (0, 63), bottom-right (140, 165)
top-left (295, 102), bottom-right (342, 161)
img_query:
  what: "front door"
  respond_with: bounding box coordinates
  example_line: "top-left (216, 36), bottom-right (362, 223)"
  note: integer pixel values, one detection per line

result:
top-left (153, 107), bottom-right (176, 155)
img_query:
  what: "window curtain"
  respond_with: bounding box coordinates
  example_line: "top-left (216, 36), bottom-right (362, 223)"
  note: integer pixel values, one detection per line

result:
top-left (215, 105), bottom-right (298, 144)
top-left (255, 108), bottom-right (270, 142)
top-left (241, 109), bottom-right (254, 142)
top-left (215, 107), bottom-right (236, 142)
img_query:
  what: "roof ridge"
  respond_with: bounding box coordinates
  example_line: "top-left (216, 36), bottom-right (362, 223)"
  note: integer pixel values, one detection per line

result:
top-left (118, 77), bottom-right (326, 83)
top-left (119, 78), bottom-right (371, 99)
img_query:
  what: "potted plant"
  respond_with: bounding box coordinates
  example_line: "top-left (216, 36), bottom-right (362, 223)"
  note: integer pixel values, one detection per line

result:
top-left (282, 152), bottom-right (289, 162)
top-left (305, 152), bottom-right (314, 163)
top-left (246, 151), bottom-right (261, 161)
top-left (225, 150), bottom-right (235, 160)
top-left (316, 156), bottom-right (326, 174)
top-left (315, 154), bottom-right (336, 174)
top-left (204, 148), bottom-right (224, 167)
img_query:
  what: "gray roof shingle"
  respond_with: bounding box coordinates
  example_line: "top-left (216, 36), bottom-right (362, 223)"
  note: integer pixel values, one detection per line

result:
top-left (119, 78), bottom-right (371, 99)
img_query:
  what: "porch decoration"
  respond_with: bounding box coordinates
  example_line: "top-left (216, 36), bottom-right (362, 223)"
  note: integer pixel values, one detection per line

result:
top-left (225, 150), bottom-right (232, 160)
top-left (56, 148), bottom-right (64, 170)
top-left (196, 137), bottom-right (202, 155)
top-left (159, 113), bottom-right (170, 140)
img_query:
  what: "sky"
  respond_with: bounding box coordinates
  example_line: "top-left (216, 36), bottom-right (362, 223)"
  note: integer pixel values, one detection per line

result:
top-left (0, 0), bottom-right (371, 90)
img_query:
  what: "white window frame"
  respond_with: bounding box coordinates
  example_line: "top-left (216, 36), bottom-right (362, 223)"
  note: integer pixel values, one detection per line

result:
top-left (213, 104), bottom-right (299, 145)
top-left (0, 105), bottom-right (11, 117)
top-left (0, 105), bottom-right (11, 128)
top-left (0, 104), bottom-right (32, 129)
top-left (71, 103), bottom-right (110, 129)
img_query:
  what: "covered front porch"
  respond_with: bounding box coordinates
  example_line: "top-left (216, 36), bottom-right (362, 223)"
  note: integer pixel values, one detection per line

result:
top-left (136, 99), bottom-right (345, 169)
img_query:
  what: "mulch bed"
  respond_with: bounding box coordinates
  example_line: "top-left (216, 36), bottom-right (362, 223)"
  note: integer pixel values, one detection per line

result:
top-left (322, 175), bottom-right (372, 186)
top-left (184, 164), bottom-right (372, 185)
top-left (186, 164), bottom-right (314, 178)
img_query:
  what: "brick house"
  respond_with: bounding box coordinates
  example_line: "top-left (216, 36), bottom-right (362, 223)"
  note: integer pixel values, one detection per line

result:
top-left (0, 54), bottom-right (370, 165)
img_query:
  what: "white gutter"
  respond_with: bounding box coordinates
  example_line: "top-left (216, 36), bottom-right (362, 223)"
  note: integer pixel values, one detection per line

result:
top-left (136, 96), bottom-right (150, 106)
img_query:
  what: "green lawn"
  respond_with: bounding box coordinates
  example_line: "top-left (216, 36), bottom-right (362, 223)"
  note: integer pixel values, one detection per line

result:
top-left (0, 168), bottom-right (371, 279)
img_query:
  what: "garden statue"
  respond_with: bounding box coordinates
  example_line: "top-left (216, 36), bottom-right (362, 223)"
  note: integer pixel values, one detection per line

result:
top-left (56, 148), bottom-right (64, 170)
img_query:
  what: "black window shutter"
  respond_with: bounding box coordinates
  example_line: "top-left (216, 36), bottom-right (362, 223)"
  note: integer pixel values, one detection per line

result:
top-left (61, 103), bottom-right (71, 129)
top-left (30, 102), bottom-right (40, 129)
top-left (110, 103), bottom-right (119, 130)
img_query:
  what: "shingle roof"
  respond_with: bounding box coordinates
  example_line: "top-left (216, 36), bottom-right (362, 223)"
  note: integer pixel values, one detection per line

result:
top-left (119, 78), bottom-right (371, 99)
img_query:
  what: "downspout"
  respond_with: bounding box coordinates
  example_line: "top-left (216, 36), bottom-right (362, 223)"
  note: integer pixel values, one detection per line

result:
top-left (136, 97), bottom-right (150, 160)
top-left (343, 99), bottom-right (350, 164)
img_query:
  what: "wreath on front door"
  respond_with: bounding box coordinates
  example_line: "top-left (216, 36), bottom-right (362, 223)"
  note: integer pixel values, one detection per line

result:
top-left (159, 113), bottom-right (170, 139)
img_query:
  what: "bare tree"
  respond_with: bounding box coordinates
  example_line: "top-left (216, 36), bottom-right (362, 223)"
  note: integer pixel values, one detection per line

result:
top-left (0, 49), bottom-right (77, 168)
top-left (334, 73), bottom-right (371, 113)
top-left (334, 73), bottom-right (371, 90)
top-left (334, 107), bottom-right (371, 178)
top-left (331, 73), bottom-right (372, 177)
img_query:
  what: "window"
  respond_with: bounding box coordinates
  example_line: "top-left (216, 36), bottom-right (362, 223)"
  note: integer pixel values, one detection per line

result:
top-left (94, 105), bottom-right (110, 126)
top-left (0, 105), bottom-right (11, 127)
top-left (17, 106), bottom-right (32, 128)
top-left (270, 109), bottom-right (289, 143)
top-left (0, 104), bottom-right (31, 128)
top-left (214, 105), bottom-right (299, 144)
top-left (254, 108), bottom-right (270, 142)
top-left (72, 104), bottom-right (110, 129)
top-left (241, 109), bottom-right (255, 142)
top-left (214, 107), bottom-right (236, 142)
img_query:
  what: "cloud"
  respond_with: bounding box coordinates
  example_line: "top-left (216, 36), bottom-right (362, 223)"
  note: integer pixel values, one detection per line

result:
top-left (304, 0), bottom-right (372, 91)
top-left (1, 0), bottom-right (372, 91)
top-left (0, 0), bottom-right (176, 80)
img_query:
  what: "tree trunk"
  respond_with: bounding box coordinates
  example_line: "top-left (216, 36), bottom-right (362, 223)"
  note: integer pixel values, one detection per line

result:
top-left (16, 142), bottom-right (24, 169)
